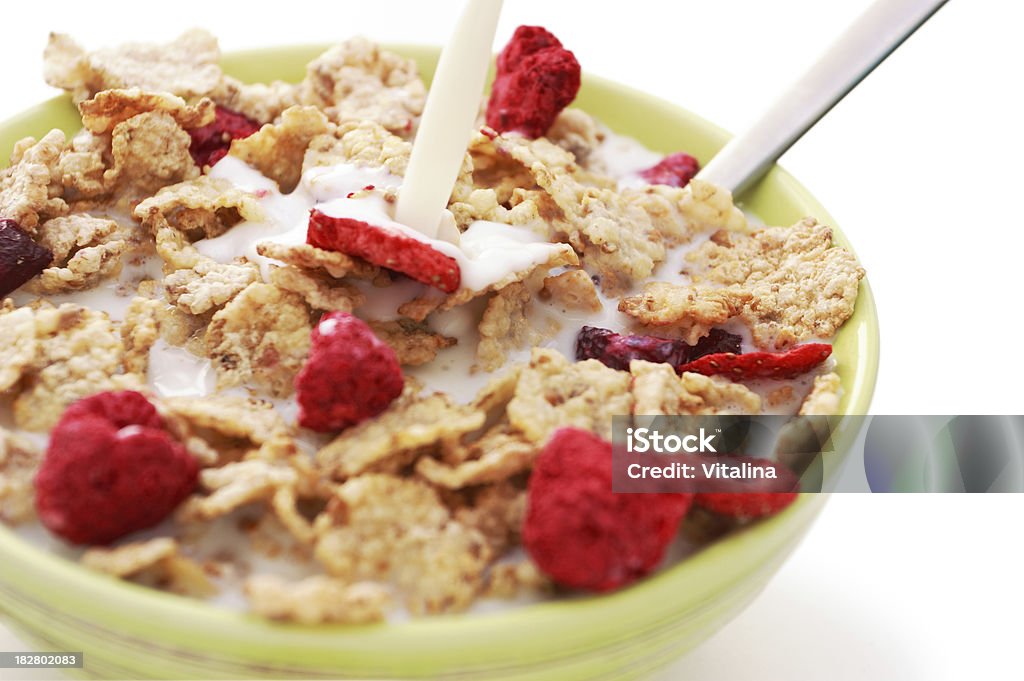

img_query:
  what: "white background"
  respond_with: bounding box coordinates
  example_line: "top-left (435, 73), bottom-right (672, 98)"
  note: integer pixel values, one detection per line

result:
top-left (2, 0), bottom-right (1023, 679)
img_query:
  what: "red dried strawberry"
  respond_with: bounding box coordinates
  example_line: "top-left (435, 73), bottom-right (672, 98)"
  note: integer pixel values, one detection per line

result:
top-left (523, 428), bottom-right (693, 592)
top-left (639, 152), bottom-right (701, 188)
top-left (34, 391), bottom-right (198, 545)
top-left (188, 106), bottom-right (261, 168)
top-left (307, 209), bottom-right (461, 293)
top-left (486, 25), bottom-right (581, 138)
top-left (0, 219), bottom-right (53, 296)
top-left (694, 458), bottom-right (799, 519)
top-left (677, 343), bottom-right (833, 380)
top-left (575, 326), bottom-right (742, 371)
top-left (295, 312), bottom-right (405, 433)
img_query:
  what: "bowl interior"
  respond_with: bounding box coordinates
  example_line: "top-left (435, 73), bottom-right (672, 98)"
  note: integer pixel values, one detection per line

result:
top-left (0, 44), bottom-right (879, 678)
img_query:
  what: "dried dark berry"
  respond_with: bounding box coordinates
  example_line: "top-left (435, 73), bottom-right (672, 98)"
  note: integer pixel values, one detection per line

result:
top-left (188, 106), bottom-right (261, 168)
top-left (575, 326), bottom-right (742, 372)
top-left (0, 219), bottom-right (53, 297)
top-left (638, 152), bottom-right (701, 188)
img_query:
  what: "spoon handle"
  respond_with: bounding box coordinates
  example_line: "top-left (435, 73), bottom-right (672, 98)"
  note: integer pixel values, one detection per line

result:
top-left (696, 0), bottom-right (948, 196)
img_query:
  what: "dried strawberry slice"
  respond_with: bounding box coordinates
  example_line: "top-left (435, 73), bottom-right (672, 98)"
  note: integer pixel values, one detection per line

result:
top-left (677, 343), bottom-right (833, 380)
top-left (307, 209), bottom-right (461, 293)
top-left (638, 152), bottom-right (701, 188)
top-left (188, 106), bottom-right (261, 168)
top-left (0, 219), bottom-right (53, 296)
top-left (575, 326), bottom-right (742, 371)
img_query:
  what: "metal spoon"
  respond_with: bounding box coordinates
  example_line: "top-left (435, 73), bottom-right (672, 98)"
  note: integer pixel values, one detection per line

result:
top-left (697, 0), bottom-right (949, 196)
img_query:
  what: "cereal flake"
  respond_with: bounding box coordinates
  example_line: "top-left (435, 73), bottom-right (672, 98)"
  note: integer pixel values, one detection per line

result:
top-left (507, 348), bottom-right (632, 442)
top-left (630, 360), bottom-right (762, 415)
top-left (686, 218), bottom-right (865, 349)
top-left (205, 283), bottom-right (312, 397)
top-left (245, 575), bottom-right (390, 625)
top-left (0, 427), bottom-right (42, 525)
top-left (619, 282), bottom-right (752, 344)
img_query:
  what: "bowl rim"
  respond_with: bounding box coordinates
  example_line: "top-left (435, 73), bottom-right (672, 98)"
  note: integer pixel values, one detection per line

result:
top-left (0, 43), bottom-right (879, 675)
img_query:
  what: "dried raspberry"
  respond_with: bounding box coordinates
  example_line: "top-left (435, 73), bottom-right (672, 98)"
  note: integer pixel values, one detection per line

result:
top-left (523, 428), bottom-right (692, 592)
top-left (486, 26), bottom-right (581, 138)
top-left (0, 219), bottom-right (53, 297)
top-left (638, 152), bottom-right (701, 188)
top-left (307, 209), bottom-right (461, 293)
top-left (61, 388), bottom-right (165, 430)
top-left (295, 311), bottom-right (405, 433)
top-left (188, 105), bottom-right (261, 168)
top-left (575, 326), bottom-right (742, 372)
top-left (34, 391), bottom-right (198, 545)
top-left (677, 343), bottom-right (833, 380)
top-left (496, 25), bottom-right (564, 72)
top-left (695, 458), bottom-right (799, 519)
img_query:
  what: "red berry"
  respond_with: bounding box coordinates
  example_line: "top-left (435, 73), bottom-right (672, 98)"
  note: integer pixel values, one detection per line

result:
top-left (307, 209), bottom-right (461, 293)
top-left (34, 391), bottom-right (198, 545)
top-left (188, 106), bottom-right (261, 168)
top-left (638, 152), bottom-right (701, 188)
top-left (695, 458), bottom-right (800, 519)
top-left (486, 25), bottom-right (582, 138)
top-left (575, 326), bottom-right (742, 372)
top-left (0, 219), bottom-right (53, 297)
top-left (61, 388), bottom-right (165, 430)
top-left (677, 343), bottom-right (833, 380)
top-left (523, 428), bottom-right (692, 592)
top-left (496, 25), bottom-right (564, 72)
top-left (295, 312), bottom-right (405, 433)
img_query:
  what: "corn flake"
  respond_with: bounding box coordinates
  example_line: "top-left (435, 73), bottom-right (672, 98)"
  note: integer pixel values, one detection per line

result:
top-left (245, 575), bottom-right (390, 624)
top-left (368, 319), bottom-right (456, 367)
top-left (0, 306), bottom-right (38, 392)
top-left (165, 260), bottom-right (260, 315)
top-left (213, 78), bottom-right (301, 124)
top-left (180, 459), bottom-right (299, 521)
top-left (316, 391), bottom-right (484, 479)
top-left (229, 106), bottom-right (329, 193)
top-left (799, 372), bottom-right (843, 416)
top-left (619, 282), bottom-right (752, 344)
top-left (686, 219), bottom-right (865, 349)
top-left (629, 360), bottom-right (762, 415)
top-left (269, 266), bottom-right (365, 313)
top-left (256, 241), bottom-right (379, 280)
top-left (27, 215), bottom-right (127, 294)
top-left (44, 30), bottom-right (223, 103)
top-left (621, 179), bottom-right (748, 245)
top-left (82, 537), bottom-right (216, 598)
top-left (477, 281), bottom-right (558, 372)
top-left (507, 348), bottom-right (632, 442)
top-left (107, 112), bottom-right (199, 202)
top-left (417, 426), bottom-right (537, 489)
top-left (0, 427), bottom-right (41, 525)
top-left (205, 283), bottom-right (312, 397)
top-left (301, 38), bottom-right (426, 134)
top-left (79, 88), bottom-right (215, 135)
top-left (541, 269), bottom-right (602, 313)
top-left (12, 304), bottom-right (135, 431)
top-left (0, 130), bottom-right (68, 233)
top-left (120, 297), bottom-right (162, 377)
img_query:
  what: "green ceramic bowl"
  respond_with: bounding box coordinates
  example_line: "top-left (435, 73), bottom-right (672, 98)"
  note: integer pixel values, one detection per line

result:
top-left (0, 45), bottom-right (879, 680)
